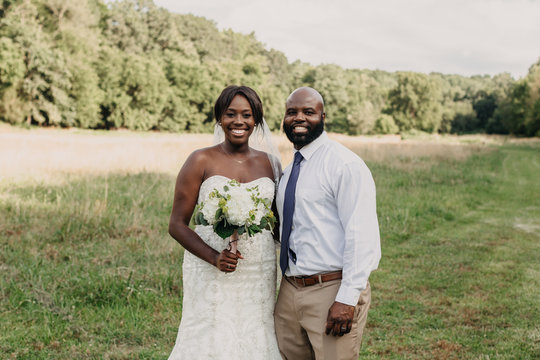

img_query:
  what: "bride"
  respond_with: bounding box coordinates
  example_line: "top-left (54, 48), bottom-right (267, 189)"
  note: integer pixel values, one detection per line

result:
top-left (167, 85), bottom-right (282, 359)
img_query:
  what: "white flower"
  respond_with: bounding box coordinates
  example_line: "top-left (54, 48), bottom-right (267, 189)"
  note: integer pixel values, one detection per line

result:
top-left (251, 202), bottom-right (267, 225)
top-left (225, 186), bottom-right (253, 225)
top-left (201, 195), bottom-right (220, 225)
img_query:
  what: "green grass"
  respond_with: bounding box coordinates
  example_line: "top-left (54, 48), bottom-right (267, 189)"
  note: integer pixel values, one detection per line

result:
top-left (362, 143), bottom-right (540, 359)
top-left (1, 143), bottom-right (539, 359)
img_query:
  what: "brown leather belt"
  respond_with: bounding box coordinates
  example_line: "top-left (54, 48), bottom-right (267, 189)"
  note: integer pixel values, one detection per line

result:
top-left (286, 270), bottom-right (342, 287)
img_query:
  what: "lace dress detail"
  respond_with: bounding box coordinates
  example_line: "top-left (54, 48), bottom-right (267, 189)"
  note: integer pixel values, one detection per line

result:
top-left (168, 176), bottom-right (281, 360)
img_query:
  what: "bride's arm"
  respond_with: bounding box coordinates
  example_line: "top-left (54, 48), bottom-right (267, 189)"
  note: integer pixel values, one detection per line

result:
top-left (168, 150), bottom-right (240, 272)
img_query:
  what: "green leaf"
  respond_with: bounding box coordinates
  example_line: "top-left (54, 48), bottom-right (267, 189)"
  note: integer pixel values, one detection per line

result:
top-left (223, 185), bottom-right (229, 192)
top-left (247, 224), bottom-right (260, 237)
top-left (259, 217), bottom-right (268, 229)
top-left (214, 219), bottom-right (235, 239)
top-left (215, 208), bottom-right (222, 221)
top-left (237, 226), bottom-right (245, 235)
top-left (196, 212), bottom-right (208, 226)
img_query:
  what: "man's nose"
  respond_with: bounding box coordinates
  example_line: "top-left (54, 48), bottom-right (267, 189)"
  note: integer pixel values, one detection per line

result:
top-left (294, 112), bottom-right (306, 121)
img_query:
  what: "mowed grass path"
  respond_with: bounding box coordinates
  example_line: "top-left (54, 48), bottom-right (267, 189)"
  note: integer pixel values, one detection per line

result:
top-left (1, 140), bottom-right (539, 359)
top-left (362, 144), bottom-right (539, 359)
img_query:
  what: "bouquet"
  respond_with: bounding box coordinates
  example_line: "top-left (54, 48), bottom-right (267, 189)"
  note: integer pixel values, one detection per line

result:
top-left (193, 179), bottom-right (276, 252)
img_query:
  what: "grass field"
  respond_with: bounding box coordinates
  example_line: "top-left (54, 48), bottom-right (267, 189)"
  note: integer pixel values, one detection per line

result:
top-left (1, 126), bottom-right (539, 359)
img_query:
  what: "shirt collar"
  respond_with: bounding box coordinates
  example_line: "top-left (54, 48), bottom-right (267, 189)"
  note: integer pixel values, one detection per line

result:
top-left (296, 131), bottom-right (328, 161)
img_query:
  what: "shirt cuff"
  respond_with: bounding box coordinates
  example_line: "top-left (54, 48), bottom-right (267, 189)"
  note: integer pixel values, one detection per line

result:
top-left (335, 285), bottom-right (362, 306)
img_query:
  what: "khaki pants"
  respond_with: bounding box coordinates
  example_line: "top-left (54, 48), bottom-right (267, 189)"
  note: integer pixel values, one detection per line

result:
top-left (274, 278), bottom-right (371, 360)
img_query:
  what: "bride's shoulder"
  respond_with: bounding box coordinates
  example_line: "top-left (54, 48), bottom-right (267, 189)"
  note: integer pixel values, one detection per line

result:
top-left (251, 148), bottom-right (281, 173)
top-left (187, 145), bottom-right (222, 162)
top-left (180, 146), bottom-right (223, 176)
top-left (250, 148), bottom-right (274, 165)
top-left (250, 147), bottom-right (268, 158)
top-left (250, 148), bottom-right (278, 162)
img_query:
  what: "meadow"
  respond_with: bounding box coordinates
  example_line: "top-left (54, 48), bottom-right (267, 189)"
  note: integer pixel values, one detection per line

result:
top-left (1, 126), bottom-right (539, 359)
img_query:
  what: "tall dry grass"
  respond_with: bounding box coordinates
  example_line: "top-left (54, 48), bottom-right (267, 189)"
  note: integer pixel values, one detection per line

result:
top-left (0, 125), bottom-right (505, 181)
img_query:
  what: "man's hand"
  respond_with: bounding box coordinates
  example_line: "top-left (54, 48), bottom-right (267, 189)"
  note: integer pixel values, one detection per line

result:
top-left (325, 301), bottom-right (355, 336)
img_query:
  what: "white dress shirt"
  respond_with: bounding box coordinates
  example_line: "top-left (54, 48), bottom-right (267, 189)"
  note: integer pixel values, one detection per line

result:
top-left (277, 132), bottom-right (381, 306)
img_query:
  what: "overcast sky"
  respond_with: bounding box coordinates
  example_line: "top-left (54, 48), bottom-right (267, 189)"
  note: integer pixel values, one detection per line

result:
top-left (153, 0), bottom-right (540, 79)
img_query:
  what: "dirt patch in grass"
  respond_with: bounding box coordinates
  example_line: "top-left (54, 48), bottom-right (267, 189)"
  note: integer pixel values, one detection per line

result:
top-left (431, 339), bottom-right (463, 360)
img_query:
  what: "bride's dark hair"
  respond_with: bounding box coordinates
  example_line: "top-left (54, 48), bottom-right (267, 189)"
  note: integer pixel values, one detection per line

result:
top-left (214, 85), bottom-right (264, 126)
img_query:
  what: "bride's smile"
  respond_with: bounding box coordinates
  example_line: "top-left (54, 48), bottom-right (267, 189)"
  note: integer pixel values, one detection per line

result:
top-left (231, 128), bottom-right (247, 135)
top-left (221, 95), bottom-right (255, 143)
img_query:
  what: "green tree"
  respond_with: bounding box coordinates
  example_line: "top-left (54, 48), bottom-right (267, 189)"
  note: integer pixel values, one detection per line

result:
top-left (0, 0), bottom-right (71, 125)
top-left (524, 59), bottom-right (540, 136)
top-left (173, 13), bottom-right (227, 62)
top-left (161, 55), bottom-right (215, 132)
top-left (0, 0), bottom-right (105, 127)
top-left (490, 81), bottom-right (527, 134)
top-left (344, 70), bottom-right (388, 135)
top-left (488, 60), bottom-right (540, 136)
top-left (0, 37), bottom-right (24, 90)
top-left (449, 101), bottom-right (477, 133)
top-left (387, 72), bottom-right (443, 132)
top-left (373, 114), bottom-right (398, 134)
top-left (97, 47), bottom-right (169, 130)
top-left (0, 36), bottom-right (26, 123)
top-left (42, 0), bottom-right (104, 127)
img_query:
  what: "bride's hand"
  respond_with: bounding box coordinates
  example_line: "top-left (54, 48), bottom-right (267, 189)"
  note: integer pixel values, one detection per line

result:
top-left (215, 249), bottom-right (244, 272)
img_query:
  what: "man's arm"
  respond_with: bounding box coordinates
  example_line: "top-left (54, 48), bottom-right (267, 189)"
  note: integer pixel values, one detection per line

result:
top-left (335, 159), bottom-right (380, 305)
top-left (325, 159), bottom-right (381, 336)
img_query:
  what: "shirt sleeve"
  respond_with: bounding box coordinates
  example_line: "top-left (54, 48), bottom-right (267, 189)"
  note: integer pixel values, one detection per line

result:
top-left (334, 160), bottom-right (381, 306)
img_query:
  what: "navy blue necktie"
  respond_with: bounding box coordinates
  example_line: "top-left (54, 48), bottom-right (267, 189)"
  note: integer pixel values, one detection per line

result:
top-left (280, 151), bottom-right (303, 275)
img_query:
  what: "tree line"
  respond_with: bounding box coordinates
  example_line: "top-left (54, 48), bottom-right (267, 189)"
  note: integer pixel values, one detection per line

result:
top-left (1, 0), bottom-right (539, 136)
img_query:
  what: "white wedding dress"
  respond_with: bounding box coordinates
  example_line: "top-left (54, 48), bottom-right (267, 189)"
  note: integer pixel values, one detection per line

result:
top-left (168, 175), bottom-right (281, 360)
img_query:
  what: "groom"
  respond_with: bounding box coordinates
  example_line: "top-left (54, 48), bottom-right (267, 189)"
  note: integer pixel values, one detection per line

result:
top-left (274, 87), bottom-right (381, 360)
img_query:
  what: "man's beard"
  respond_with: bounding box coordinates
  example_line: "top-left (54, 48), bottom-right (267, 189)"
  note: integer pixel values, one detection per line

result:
top-left (283, 116), bottom-right (324, 148)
